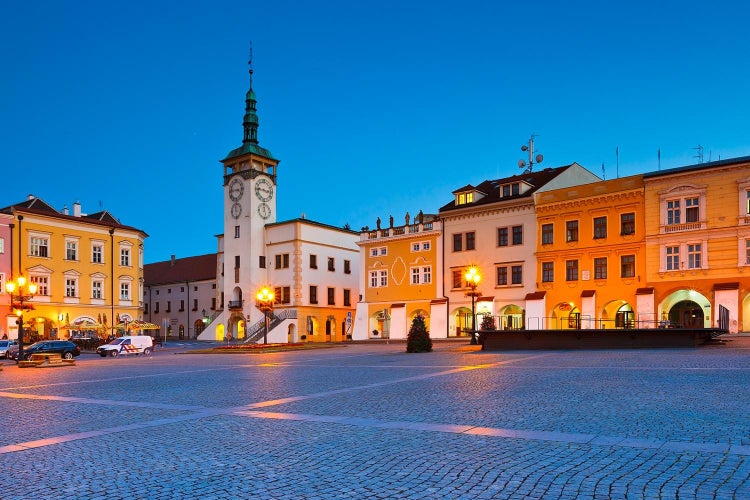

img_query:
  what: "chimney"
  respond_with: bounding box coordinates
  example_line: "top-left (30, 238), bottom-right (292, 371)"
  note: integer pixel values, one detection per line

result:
top-left (62, 206), bottom-right (69, 215)
top-left (73, 201), bottom-right (82, 217)
top-left (27, 194), bottom-right (35, 201)
top-left (171, 255), bottom-right (176, 267)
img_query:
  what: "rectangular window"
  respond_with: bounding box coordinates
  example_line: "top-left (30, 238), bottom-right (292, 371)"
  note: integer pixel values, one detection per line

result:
top-left (685, 197), bottom-right (699, 223)
top-left (452, 270), bottom-right (462, 288)
top-left (369, 271), bottom-right (378, 288)
top-left (120, 248), bottom-right (130, 266)
top-left (120, 283), bottom-right (130, 300)
top-left (166, 301), bottom-right (171, 313)
top-left (344, 260), bottom-right (351, 274)
top-left (30, 237), bottom-right (49, 257)
top-left (412, 243), bottom-right (421, 252)
top-left (688, 244), bottom-right (701, 269)
top-left (666, 246), bottom-right (679, 270)
top-left (453, 234), bottom-right (462, 252)
top-left (370, 248), bottom-right (378, 257)
top-left (511, 265), bottom-right (523, 285)
top-left (310, 254), bottom-right (317, 269)
top-left (154, 302), bottom-right (159, 313)
top-left (92, 281), bottom-right (103, 299)
top-left (422, 242), bottom-right (430, 251)
top-left (496, 267), bottom-right (508, 286)
top-left (502, 185), bottom-right (510, 197)
top-left (235, 256), bottom-right (240, 268)
top-left (0, 237), bottom-right (3, 254)
top-left (512, 226), bottom-right (523, 245)
top-left (179, 300), bottom-right (185, 312)
top-left (66, 241), bottom-right (78, 261)
top-left (92, 244), bottom-right (103, 263)
top-left (380, 270), bottom-right (388, 287)
top-left (327, 287), bottom-right (335, 305)
top-left (274, 287), bottom-right (291, 304)
top-left (566, 260), bottom-right (579, 281)
top-left (65, 279), bottom-right (77, 297)
top-left (621, 255), bottom-right (636, 277)
top-left (379, 247), bottom-right (387, 256)
top-left (234, 226), bottom-right (240, 238)
top-left (566, 221), bottom-right (579, 242)
top-left (465, 231), bottom-right (475, 250)
top-left (667, 200), bottom-right (681, 225)
top-left (275, 254), bottom-right (289, 269)
top-left (620, 212), bottom-right (635, 235)
top-left (541, 224), bottom-right (553, 245)
top-left (259, 256), bottom-right (266, 268)
top-left (327, 257), bottom-right (335, 271)
top-left (193, 298), bottom-right (198, 311)
top-left (310, 286), bottom-right (318, 304)
top-left (594, 257), bottom-right (607, 279)
top-left (412, 267), bottom-right (421, 284)
top-left (542, 262), bottom-right (554, 282)
top-left (746, 240), bottom-right (750, 265)
top-left (344, 289), bottom-right (351, 307)
top-left (593, 217), bottom-right (607, 239)
top-left (422, 266), bottom-right (431, 284)
top-left (497, 227), bottom-right (508, 247)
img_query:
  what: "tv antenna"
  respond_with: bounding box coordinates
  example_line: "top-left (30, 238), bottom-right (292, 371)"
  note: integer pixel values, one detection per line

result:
top-left (693, 144), bottom-right (704, 163)
top-left (518, 135), bottom-right (543, 173)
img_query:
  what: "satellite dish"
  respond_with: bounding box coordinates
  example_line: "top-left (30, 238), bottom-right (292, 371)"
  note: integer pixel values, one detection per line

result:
top-left (535, 154), bottom-right (544, 163)
top-left (521, 145), bottom-right (528, 151)
top-left (518, 159), bottom-right (526, 168)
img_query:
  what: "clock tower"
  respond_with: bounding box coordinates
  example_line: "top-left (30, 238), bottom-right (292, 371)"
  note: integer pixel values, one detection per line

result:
top-left (218, 48), bottom-right (279, 340)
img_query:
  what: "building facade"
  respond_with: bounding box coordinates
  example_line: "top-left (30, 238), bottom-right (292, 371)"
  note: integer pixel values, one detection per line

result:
top-left (143, 253), bottom-right (217, 339)
top-left (438, 164), bottom-right (602, 336)
top-left (198, 55), bottom-right (359, 343)
top-left (1, 196), bottom-right (146, 341)
top-left (352, 213), bottom-right (445, 340)
top-left (533, 175), bottom-right (646, 329)
top-left (643, 156), bottom-right (750, 333)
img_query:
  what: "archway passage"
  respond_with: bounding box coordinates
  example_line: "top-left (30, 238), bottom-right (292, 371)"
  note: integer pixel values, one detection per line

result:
top-left (498, 304), bottom-right (524, 330)
top-left (669, 300), bottom-right (704, 328)
top-left (454, 307), bottom-right (472, 337)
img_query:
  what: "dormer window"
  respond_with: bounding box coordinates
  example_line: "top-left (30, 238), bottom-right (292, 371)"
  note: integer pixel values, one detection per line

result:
top-left (501, 182), bottom-right (521, 197)
top-left (456, 192), bottom-right (474, 205)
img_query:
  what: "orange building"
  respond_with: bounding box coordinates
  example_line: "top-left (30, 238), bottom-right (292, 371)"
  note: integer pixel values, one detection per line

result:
top-left (352, 213), bottom-right (446, 340)
top-left (533, 175), bottom-right (645, 329)
top-left (643, 156), bottom-right (750, 333)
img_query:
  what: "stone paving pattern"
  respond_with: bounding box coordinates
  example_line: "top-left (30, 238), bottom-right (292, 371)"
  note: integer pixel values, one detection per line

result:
top-left (1, 338), bottom-right (749, 499)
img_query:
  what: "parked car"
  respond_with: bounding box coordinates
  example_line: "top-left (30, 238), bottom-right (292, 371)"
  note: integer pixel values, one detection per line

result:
top-left (0, 339), bottom-right (18, 359)
top-left (9, 340), bottom-right (81, 361)
top-left (97, 336), bottom-right (153, 357)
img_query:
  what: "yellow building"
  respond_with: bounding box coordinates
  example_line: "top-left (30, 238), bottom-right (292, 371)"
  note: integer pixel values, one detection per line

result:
top-left (533, 175), bottom-right (646, 329)
top-left (643, 156), bottom-right (750, 333)
top-left (1, 196), bottom-right (147, 341)
top-left (352, 213), bottom-right (446, 340)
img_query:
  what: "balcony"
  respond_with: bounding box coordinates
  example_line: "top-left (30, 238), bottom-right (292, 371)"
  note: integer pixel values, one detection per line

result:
top-left (662, 221), bottom-right (703, 233)
top-left (227, 300), bottom-right (244, 310)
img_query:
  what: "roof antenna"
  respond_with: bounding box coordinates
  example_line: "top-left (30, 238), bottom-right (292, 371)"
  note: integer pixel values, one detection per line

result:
top-left (693, 144), bottom-right (704, 163)
top-left (518, 135), bottom-right (543, 173)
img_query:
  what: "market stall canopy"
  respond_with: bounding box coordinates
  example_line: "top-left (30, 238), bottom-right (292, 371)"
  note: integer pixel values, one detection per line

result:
top-left (114, 319), bottom-right (160, 331)
top-left (59, 319), bottom-right (104, 330)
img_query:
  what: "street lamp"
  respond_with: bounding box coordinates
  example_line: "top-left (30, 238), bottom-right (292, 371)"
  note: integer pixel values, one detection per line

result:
top-left (256, 287), bottom-right (275, 344)
top-left (464, 266), bottom-right (481, 344)
top-left (6, 276), bottom-right (37, 362)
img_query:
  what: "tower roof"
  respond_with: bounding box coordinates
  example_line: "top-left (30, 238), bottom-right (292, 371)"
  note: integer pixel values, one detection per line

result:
top-left (223, 45), bottom-right (276, 162)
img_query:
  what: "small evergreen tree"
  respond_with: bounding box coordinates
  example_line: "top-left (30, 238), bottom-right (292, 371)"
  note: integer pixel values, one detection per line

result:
top-left (406, 314), bottom-right (432, 353)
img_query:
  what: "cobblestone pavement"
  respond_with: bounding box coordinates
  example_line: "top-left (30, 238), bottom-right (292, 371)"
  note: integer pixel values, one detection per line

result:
top-left (1, 338), bottom-right (749, 499)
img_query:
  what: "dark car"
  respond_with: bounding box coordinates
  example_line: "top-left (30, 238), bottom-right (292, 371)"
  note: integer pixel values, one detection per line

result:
top-left (8, 340), bottom-right (81, 361)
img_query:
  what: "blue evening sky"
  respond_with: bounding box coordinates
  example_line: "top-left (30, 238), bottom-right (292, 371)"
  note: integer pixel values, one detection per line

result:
top-left (2, 1), bottom-right (749, 263)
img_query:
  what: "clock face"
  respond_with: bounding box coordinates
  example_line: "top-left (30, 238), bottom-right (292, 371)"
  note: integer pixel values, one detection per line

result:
top-left (228, 178), bottom-right (244, 201)
top-left (258, 202), bottom-right (271, 219)
top-left (255, 178), bottom-right (273, 202)
top-left (231, 202), bottom-right (242, 219)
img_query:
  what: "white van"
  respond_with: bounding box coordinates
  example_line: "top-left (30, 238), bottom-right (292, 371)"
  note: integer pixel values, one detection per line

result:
top-left (97, 336), bottom-right (153, 357)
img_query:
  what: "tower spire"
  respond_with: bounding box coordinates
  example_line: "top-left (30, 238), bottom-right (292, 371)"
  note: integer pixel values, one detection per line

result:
top-left (242, 42), bottom-right (259, 145)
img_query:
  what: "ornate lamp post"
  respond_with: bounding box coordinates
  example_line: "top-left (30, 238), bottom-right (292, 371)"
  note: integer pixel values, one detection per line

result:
top-left (464, 266), bottom-right (481, 344)
top-left (6, 276), bottom-right (37, 362)
top-left (256, 287), bottom-right (275, 344)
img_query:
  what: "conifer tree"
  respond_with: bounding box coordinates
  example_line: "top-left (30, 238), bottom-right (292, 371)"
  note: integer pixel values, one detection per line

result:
top-left (406, 314), bottom-right (432, 353)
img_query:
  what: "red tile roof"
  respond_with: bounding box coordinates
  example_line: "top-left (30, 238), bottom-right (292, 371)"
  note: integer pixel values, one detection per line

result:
top-left (144, 253), bottom-right (217, 286)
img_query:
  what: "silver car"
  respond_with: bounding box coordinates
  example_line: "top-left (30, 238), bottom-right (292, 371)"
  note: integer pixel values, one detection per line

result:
top-left (0, 339), bottom-right (18, 359)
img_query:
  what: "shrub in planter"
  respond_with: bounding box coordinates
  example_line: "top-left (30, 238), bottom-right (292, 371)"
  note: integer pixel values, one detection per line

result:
top-left (406, 314), bottom-right (432, 353)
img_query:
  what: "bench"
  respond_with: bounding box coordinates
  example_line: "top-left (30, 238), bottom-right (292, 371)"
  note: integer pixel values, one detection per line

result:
top-left (29, 353), bottom-right (75, 367)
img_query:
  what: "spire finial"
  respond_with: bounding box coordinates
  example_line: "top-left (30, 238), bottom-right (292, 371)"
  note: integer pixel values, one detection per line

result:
top-left (242, 42), bottom-right (259, 145)
top-left (248, 41), bottom-right (253, 86)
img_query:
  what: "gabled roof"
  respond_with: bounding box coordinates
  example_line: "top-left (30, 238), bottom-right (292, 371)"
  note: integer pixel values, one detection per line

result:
top-left (439, 164), bottom-right (578, 212)
top-left (0, 196), bottom-right (147, 235)
top-left (144, 253), bottom-right (217, 286)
